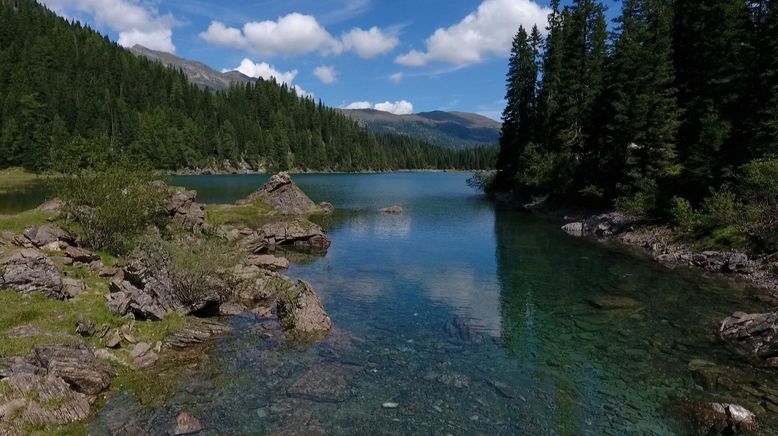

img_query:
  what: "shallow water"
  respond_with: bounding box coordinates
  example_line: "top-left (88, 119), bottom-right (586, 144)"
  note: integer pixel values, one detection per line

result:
top-left (79, 173), bottom-right (778, 435)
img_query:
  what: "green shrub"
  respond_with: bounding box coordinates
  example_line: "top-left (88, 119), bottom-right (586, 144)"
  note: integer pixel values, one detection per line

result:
top-left (466, 171), bottom-right (496, 192)
top-left (700, 187), bottom-right (743, 229)
top-left (615, 191), bottom-right (654, 217)
top-left (133, 232), bottom-right (244, 308)
top-left (56, 166), bottom-right (171, 254)
top-left (739, 158), bottom-right (778, 206)
top-left (516, 143), bottom-right (557, 193)
top-left (669, 196), bottom-right (699, 233)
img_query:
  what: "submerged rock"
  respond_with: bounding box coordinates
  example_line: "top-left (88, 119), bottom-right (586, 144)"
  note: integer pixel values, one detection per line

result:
top-left (720, 311), bottom-right (778, 367)
top-left (379, 205), bottom-right (404, 214)
top-left (174, 412), bottom-right (203, 435)
top-left (286, 364), bottom-right (351, 402)
top-left (0, 249), bottom-right (64, 299)
top-left (444, 316), bottom-right (483, 343)
top-left (586, 295), bottom-right (639, 310)
top-left (277, 280), bottom-right (332, 335)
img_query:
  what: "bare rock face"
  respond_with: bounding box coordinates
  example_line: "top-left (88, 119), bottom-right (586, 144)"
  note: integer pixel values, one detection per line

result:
top-left (0, 373), bottom-right (91, 428)
top-left (0, 249), bottom-right (65, 299)
top-left (674, 401), bottom-right (757, 435)
top-left (63, 246), bottom-right (99, 263)
top-left (277, 280), bottom-right (331, 335)
top-left (22, 224), bottom-right (76, 248)
top-left (239, 172), bottom-right (327, 215)
top-left (166, 187), bottom-right (206, 231)
top-left (33, 344), bottom-right (114, 395)
top-left (260, 219), bottom-right (331, 252)
top-left (720, 311), bottom-right (778, 367)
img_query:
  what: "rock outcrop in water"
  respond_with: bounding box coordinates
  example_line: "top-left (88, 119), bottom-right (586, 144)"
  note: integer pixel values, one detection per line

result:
top-left (277, 280), bottom-right (332, 335)
top-left (238, 172), bottom-right (329, 215)
top-left (674, 400), bottom-right (758, 435)
top-left (720, 311), bottom-right (778, 367)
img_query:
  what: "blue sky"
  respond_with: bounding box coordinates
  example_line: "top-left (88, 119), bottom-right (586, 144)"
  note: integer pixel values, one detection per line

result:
top-left (41, 0), bottom-right (621, 120)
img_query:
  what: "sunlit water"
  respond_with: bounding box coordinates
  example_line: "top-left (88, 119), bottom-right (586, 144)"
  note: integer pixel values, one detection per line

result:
top-left (14, 173), bottom-right (777, 435)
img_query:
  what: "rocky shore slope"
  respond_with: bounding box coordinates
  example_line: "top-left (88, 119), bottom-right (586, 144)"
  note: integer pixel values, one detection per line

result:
top-left (0, 173), bottom-right (335, 433)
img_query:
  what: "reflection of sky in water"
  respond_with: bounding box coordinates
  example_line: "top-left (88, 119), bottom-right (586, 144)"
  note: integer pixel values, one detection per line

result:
top-left (128, 172), bottom-right (778, 435)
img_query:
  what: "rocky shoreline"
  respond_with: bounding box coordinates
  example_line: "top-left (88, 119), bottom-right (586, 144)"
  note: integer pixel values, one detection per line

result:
top-left (0, 172), bottom-right (336, 433)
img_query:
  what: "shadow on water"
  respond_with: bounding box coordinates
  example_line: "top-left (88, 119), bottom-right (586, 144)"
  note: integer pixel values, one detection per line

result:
top-left (79, 173), bottom-right (778, 435)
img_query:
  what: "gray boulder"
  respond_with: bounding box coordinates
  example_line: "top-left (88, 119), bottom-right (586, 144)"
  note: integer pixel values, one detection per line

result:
top-left (33, 344), bottom-right (114, 395)
top-left (166, 187), bottom-right (206, 231)
top-left (23, 224), bottom-right (75, 248)
top-left (259, 219), bottom-right (331, 252)
top-left (0, 249), bottom-right (64, 299)
top-left (720, 311), bottom-right (778, 367)
top-left (238, 172), bottom-right (323, 215)
top-left (277, 280), bottom-right (332, 335)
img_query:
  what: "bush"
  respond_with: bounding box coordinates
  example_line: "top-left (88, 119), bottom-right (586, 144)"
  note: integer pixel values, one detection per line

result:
top-left (700, 186), bottom-right (747, 230)
top-left (56, 166), bottom-right (171, 254)
top-left (133, 232), bottom-right (245, 308)
top-left (669, 196), bottom-right (699, 233)
top-left (739, 158), bottom-right (778, 206)
top-left (615, 191), bottom-right (654, 217)
top-left (466, 171), bottom-right (496, 192)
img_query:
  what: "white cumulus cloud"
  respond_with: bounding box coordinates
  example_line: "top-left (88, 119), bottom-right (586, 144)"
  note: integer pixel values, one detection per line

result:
top-left (40, 0), bottom-right (178, 52)
top-left (200, 13), bottom-right (398, 59)
top-left (341, 27), bottom-right (399, 59)
top-left (345, 101), bottom-right (373, 110)
top-left (396, 0), bottom-right (549, 66)
top-left (224, 59), bottom-right (312, 98)
top-left (227, 59), bottom-right (298, 86)
top-left (344, 100), bottom-right (413, 115)
top-left (313, 66), bottom-right (338, 84)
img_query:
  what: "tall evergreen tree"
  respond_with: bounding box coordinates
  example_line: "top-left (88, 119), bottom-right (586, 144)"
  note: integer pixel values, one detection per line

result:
top-left (605, 0), bottom-right (679, 204)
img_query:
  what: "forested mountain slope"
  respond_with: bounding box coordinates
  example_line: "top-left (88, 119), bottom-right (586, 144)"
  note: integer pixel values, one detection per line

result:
top-left (341, 109), bottom-right (501, 149)
top-left (0, 0), bottom-right (495, 172)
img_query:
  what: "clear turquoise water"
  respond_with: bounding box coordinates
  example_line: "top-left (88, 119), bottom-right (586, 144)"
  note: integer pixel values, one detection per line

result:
top-left (77, 173), bottom-right (778, 435)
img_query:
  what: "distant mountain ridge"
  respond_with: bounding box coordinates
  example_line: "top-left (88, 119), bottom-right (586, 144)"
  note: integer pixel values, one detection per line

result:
top-left (129, 45), bottom-right (500, 149)
top-left (129, 45), bottom-right (253, 90)
top-left (340, 109), bottom-right (501, 149)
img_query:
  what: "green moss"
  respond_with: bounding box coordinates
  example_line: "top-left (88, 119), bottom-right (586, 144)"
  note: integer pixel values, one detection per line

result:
top-left (205, 199), bottom-right (277, 228)
top-left (0, 210), bottom-right (52, 233)
top-left (692, 225), bottom-right (751, 252)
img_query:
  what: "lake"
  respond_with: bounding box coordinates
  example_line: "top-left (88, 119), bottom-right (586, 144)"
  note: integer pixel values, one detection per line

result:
top-left (57, 173), bottom-right (778, 434)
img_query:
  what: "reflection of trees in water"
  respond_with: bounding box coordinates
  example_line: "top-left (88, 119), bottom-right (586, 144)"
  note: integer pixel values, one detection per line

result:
top-left (494, 208), bottom-right (603, 435)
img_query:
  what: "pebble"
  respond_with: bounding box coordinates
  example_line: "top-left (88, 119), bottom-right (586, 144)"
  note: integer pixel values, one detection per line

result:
top-left (382, 402), bottom-right (399, 409)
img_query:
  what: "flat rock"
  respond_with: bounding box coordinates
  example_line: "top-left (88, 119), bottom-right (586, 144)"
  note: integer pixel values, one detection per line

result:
top-left (33, 344), bottom-right (114, 395)
top-left (287, 364), bottom-right (351, 402)
top-left (64, 246), bottom-right (99, 263)
top-left (720, 311), bottom-right (778, 367)
top-left (164, 319), bottom-right (232, 349)
top-left (0, 248), bottom-right (65, 299)
top-left (0, 373), bottom-right (91, 426)
top-left (246, 254), bottom-right (290, 271)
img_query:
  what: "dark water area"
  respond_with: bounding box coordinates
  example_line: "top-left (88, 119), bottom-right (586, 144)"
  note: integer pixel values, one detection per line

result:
top-left (0, 181), bottom-right (50, 214)
top-left (66, 173), bottom-right (778, 434)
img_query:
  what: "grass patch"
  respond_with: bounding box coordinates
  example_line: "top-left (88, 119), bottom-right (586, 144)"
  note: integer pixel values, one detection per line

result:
top-left (0, 210), bottom-right (52, 233)
top-left (205, 198), bottom-right (277, 228)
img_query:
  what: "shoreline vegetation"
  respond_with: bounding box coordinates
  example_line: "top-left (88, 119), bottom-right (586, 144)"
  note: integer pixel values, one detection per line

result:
top-left (0, 168), bottom-right (336, 434)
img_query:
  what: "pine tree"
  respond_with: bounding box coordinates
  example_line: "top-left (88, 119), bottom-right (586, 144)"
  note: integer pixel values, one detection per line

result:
top-left (605, 0), bottom-right (679, 207)
top-left (496, 26), bottom-right (541, 187)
